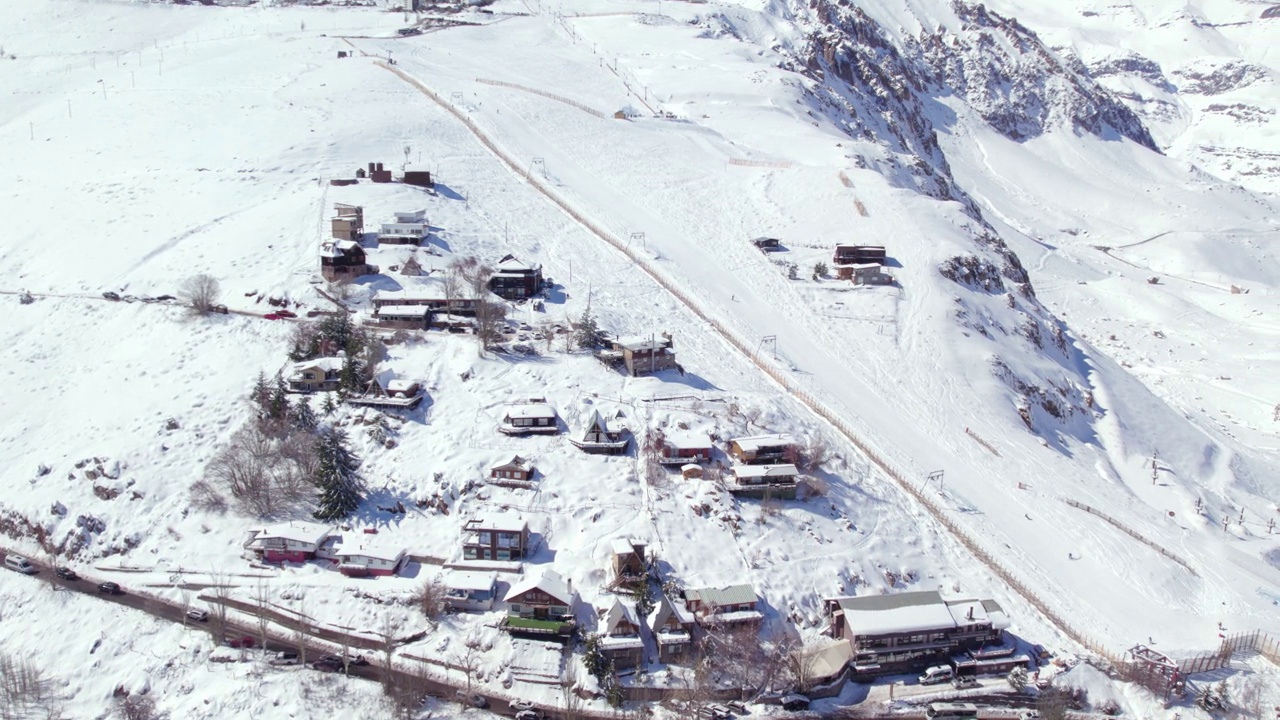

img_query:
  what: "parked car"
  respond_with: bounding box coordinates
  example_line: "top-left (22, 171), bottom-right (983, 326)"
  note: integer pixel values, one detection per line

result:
top-left (511, 700), bottom-right (536, 712)
top-left (271, 651), bottom-right (299, 665)
top-left (698, 706), bottom-right (731, 720)
top-left (97, 581), bottom-right (123, 595)
top-left (515, 712), bottom-right (542, 720)
top-left (4, 555), bottom-right (37, 575)
top-left (780, 695), bottom-right (809, 712)
top-left (54, 566), bottom-right (79, 581)
top-left (263, 313), bottom-right (283, 320)
top-left (725, 700), bottom-right (749, 714)
top-left (275, 310), bottom-right (297, 318)
top-left (102, 291), bottom-right (121, 301)
top-left (918, 665), bottom-right (954, 685)
top-left (953, 676), bottom-right (980, 689)
top-left (186, 608), bottom-right (209, 622)
top-left (312, 657), bottom-right (343, 673)
top-left (226, 636), bottom-right (255, 649)
top-left (1020, 711), bottom-right (1042, 720)
top-left (454, 690), bottom-right (487, 709)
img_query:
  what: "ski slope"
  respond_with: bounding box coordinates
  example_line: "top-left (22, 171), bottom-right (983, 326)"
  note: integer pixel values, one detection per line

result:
top-left (0, 0), bottom-right (1277, 717)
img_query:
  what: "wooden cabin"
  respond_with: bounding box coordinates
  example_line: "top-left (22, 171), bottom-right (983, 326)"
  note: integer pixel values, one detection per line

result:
top-left (833, 245), bottom-right (886, 266)
top-left (488, 254), bottom-right (544, 300)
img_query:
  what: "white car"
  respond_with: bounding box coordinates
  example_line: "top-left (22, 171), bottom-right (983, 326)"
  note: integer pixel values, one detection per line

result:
top-left (1019, 711), bottom-right (1042, 720)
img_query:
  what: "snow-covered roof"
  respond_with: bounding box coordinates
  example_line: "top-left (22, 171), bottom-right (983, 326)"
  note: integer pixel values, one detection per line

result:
top-left (319, 240), bottom-right (361, 258)
top-left (380, 222), bottom-right (428, 233)
top-left (649, 596), bottom-right (695, 631)
top-left (505, 569), bottom-right (576, 606)
top-left (732, 464), bottom-right (798, 479)
top-left (663, 430), bottom-right (711, 450)
top-left (375, 305), bottom-right (431, 317)
top-left (496, 255), bottom-right (539, 273)
top-left (466, 512), bottom-right (528, 534)
top-left (831, 591), bottom-right (959, 637)
top-left (254, 521), bottom-right (332, 546)
top-left (729, 433), bottom-right (795, 452)
top-left (443, 570), bottom-right (497, 592)
top-left (491, 455), bottom-right (533, 472)
top-left (289, 357), bottom-right (344, 377)
top-left (849, 262), bottom-right (884, 271)
top-left (505, 402), bottom-right (557, 420)
top-left (335, 541), bottom-right (405, 562)
top-left (614, 335), bottom-right (671, 352)
top-left (683, 584), bottom-right (756, 608)
top-left (385, 379), bottom-right (418, 394)
top-left (393, 209), bottom-right (426, 223)
top-left (610, 537), bottom-right (642, 556)
top-left (601, 598), bottom-right (640, 635)
top-left (800, 639), bottom-right (854, 682)
top-left (946, 598), bottom-right (1011, 630)
top-left (681, 463), bottom-right (703, 473)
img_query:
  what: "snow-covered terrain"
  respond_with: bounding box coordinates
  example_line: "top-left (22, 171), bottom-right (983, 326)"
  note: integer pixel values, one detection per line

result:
top-left (0, 0), bottom-right (1277, 717)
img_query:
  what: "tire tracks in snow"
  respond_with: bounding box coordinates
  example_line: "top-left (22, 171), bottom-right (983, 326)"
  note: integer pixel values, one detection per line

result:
top-left (371, 59), bottom-right (1129, 661)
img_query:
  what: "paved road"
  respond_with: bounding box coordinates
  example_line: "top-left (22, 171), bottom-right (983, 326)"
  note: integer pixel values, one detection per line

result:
top-left (0, 554), bottom-right (562, 719)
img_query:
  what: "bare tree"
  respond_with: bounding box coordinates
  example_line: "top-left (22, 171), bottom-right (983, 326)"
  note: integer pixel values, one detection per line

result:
top-left (207, 570), bottom-right (232, 644)
top-left (377, 613), bottom-right (400, 689)
top-left (1037, 687), bottom-right (1072, 720)
top-left (180, 590), bottom-right (192, 629)
top-left (383, 664), bottom-right (432, 720)
top-left (455, 631), bottom-right (483, 700)
top-left (560, 661), bottom-right (585, 720)
top-left (204, 424), bottom-right (310, 517)
top-left (798, 435), bottom-right (831, 472)
top-left (783, 638), bottom-right (821, 695)
top-left (253, 580), bottom-right (272, 659)
top-left (293, 595), bottom-right (309, 667)
top-left (417, 577), bottom-right (447, 627)
top-left (704, 622), bottom-right (789, 701)
top-left (452, 257), bottom-right (506, 351)
top-left (178, 274), bottom-right (221, 316)
top-left (0, 652), bottom-right (56, 718)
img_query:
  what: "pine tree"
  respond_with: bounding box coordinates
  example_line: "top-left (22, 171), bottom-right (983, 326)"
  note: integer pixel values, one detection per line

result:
top-left (604, 663), bottom-right (622, 708)
top-left (250, 371), bottom-right (271, 413)
top-left (312, 427), bottom-right (363, 521)
top-left (1007, 665), bottom-right (1029, 692)
top-left (582, 634), bottom-right (607, 681)
top-left (268, 372), bottom-right (289, 421)
top-left (572, 308), bottom-right (606, 351)
top-left (338, 354), bottom-right (363, 396)
top-left (321, 392), bottom-right (338, 416)
top-left (290, 398), bottom-right (318, 432)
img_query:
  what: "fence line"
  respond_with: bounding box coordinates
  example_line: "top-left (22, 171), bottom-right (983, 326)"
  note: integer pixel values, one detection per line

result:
top-left (475, 77), bottom-right (608, 119)
top-left (376, 59), bottom-right (1125, 667)
top-left (1177, 631), bottom-right (1280, 674)
top-left (1061, 499), bottom-right (1198, 576)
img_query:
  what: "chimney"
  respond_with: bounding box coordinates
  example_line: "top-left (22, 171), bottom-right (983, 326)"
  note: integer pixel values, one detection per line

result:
top-left (967, 606), bottom-right (974, 621)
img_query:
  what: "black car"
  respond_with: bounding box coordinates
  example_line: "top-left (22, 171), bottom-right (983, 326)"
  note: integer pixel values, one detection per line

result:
top-left (54, 567), bottom-right (79, 581)
top-left (311, 658), bottom-right (343, 673)
top-left (97, 581), bottom-right (122, 595)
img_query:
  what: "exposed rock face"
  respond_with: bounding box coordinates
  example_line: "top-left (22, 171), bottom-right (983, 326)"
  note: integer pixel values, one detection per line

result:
top-left (912, 2), bottom-right (1158, 150)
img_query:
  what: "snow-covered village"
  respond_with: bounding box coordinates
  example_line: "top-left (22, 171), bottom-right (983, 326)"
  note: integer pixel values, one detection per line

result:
top-left (1, 0), bottom-right (1278, 718)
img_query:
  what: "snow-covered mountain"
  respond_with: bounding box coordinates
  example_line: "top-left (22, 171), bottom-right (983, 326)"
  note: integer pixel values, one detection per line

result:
top-left (0, 0), bottom-right (1277, 717)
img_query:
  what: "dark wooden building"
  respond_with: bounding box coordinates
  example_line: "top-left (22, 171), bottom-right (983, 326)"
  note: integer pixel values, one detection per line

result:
top-left (401, 165), bottom-right (434, 188)
top-left (488, 254), bottom-right (544, 300)
top-left (824, 591), bottom-right (1010, 676)
top-left (833, 245), bottom-right (887, 266)
top-left (320, 240), bottom-right (373, 282)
